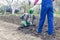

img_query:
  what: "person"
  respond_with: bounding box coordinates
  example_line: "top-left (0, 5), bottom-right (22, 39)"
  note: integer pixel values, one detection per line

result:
top-left (37, 0), bottom-right (55, 35)
top-left (19, 9), bottom-right (36, 28)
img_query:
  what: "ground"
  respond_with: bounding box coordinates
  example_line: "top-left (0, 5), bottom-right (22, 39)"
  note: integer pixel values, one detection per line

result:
top-left (0, 15), bottom-right (60, 40)
top-left (0, 20), bottom-right (42, 40)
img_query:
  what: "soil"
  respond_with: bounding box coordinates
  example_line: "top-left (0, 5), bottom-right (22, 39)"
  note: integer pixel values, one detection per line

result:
top-left (0, 15), bottom-right (60, 40)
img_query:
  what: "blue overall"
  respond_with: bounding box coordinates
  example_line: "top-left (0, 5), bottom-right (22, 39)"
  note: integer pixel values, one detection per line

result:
top-left (38, 0), bottom-right (54, 35)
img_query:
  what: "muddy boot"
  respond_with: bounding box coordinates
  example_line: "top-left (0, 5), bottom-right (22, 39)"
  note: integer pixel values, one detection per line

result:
top-left (18, 22), bottom-right (28, 30)
top-left (34, 32), bottom-right (44, 38)
top-left (44, 33), bottom-right (56, 40)
top-left (18, 25), bottom-right (25, 30)
top-left (18, 25), bottom-right (29, 31)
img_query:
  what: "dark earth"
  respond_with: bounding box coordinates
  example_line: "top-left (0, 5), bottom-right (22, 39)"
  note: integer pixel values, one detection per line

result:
top-left (0, 15), bottom-right (60, 40)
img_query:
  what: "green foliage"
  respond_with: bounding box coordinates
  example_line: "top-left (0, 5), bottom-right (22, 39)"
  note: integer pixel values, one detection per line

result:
top-left (54, 11), bottom-right (60, 17)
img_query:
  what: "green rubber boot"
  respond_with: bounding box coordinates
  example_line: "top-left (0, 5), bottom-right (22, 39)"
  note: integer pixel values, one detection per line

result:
top-left (21, 21), bottom-right (27, 27)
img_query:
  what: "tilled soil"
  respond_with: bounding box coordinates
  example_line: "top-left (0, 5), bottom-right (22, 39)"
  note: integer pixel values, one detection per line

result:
top-left (0, 20), bottom-right (42, 40)
top-left (0, 15), bottom-right (60, 40)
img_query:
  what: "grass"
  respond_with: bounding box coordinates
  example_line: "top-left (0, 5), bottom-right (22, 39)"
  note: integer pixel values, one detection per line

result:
top-left (33, 11), bottom-right (60, 17)
top-left (54, 11), bottom-right (60, 17)
top-left (0, 11), bottom-right (60, 18)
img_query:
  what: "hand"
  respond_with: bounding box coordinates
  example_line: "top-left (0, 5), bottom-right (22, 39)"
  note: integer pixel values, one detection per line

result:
top-left (34, 0), bottom-right (38, 5)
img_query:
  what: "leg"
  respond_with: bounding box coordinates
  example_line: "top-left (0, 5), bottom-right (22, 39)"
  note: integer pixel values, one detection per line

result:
top-left (38, 7), bottom-right (48, 33)
top-left (32, 15), bottom-right (36, 24)
top-left (26, 15), bottom-right (30, 26)
top-left (47, 6), bottom-right (54, 35)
